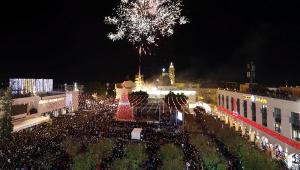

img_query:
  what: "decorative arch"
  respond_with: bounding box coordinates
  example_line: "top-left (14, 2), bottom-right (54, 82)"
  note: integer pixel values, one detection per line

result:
top-left (29, 107), bottom-right (38, 115)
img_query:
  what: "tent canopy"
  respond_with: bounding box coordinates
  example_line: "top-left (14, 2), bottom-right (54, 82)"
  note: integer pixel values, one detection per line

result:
top-left (131, 128), bottom-right (143, 140)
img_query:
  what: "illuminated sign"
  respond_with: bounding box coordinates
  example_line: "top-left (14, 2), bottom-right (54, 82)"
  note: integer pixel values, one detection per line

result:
top-left (243, 95), bottom-right (267, 104)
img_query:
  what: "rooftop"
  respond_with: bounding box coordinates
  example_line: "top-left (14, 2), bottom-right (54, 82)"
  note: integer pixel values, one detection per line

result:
top-left (219, 85), bottom-right (300, 101)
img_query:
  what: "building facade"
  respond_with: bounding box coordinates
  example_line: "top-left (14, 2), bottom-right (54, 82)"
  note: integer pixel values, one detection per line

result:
top-left (12, 90), bottom-right (79, 119)
top-left (216, 89), bottom-right (300, 169)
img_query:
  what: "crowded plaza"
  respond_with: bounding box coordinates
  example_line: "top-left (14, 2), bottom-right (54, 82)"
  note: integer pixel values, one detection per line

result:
top-left (1, 83), bottom-right (292, 170)
top-left (0, 91), bottom-right (204, 170)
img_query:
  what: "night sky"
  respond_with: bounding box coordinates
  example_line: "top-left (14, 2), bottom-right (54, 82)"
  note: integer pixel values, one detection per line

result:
top-left (0, 0), bottom-right (299, 85)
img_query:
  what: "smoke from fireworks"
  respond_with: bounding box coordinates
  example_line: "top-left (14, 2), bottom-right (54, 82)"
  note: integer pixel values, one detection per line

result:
top-left (105, 0), bottom-right (189, 56)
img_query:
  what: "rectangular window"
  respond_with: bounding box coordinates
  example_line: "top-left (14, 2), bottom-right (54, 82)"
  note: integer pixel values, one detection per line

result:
top-left (226, 96), bottom-right (229, 109)
top-left (291, 112), bottom-right (300, 126)
top-left (291, 112), bottom-right (300, 141)
top-left (292, 126), bottom-right (300, 141)
top-left (222, 95), bottom-right (224, 106)
top-left (231, 97), bottom-right (234, 111)
top-left (261, 105), bottom-right (267, 127)
top-left (237, 98), bottom-right (240, 114)
top-left (252, 102), bottom-right (256, 122)
top-left (274, 108), bottom-right (281, 123)
top-left (218, 95), bottom-right (221, 106)
top-left (275, 122), bottom-right (281, 133)
top-left (243, 100), bottom-right (247, 118)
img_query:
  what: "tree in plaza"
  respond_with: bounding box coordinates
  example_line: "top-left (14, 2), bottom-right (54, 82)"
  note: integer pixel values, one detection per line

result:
top-left (63, 137), bottom-right (81, 158)
top-left (89, 139), bottom-right (114, 160)
top-left (72, 139), bottom-right (114, 170)
top-left (190, 134), bottom-right (227, 170)
top-left (195, 113), bottom-right (281, 170)
top-left (73, 153), bottom-right (96, 170)
top-left (0, 88), bottom-right (13, 140)
top-left (112, 144), bottom-right (147, 170)
top-left (158, 144), bottom-right (184, 170)
top-left (112, 158), bottom-right (131, 170)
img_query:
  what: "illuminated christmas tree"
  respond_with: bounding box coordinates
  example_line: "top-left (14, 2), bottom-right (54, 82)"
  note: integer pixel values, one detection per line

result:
top-left (115, 88), bottom-right (134, 121)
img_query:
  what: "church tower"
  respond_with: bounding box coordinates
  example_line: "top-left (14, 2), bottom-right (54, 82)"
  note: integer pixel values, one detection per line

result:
top-left (169, 62), bottom-right (175, 85)
top-left (135, 66), bottom-right (144, 91)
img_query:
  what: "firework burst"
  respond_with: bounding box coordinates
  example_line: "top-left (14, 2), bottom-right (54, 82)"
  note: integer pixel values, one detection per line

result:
top-left (105, 0), bottom-right (189, 56)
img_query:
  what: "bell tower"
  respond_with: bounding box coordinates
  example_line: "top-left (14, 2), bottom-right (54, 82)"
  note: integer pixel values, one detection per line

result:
top-left (169, 62), bottom-right (175, 85)
top-left (135, 66), bottom-right (144, 91)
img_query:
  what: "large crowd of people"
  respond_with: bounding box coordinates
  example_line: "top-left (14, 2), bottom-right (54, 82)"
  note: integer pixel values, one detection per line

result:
top-left (0, 93), bottom-right (205, 169)
top-left (2, 91), bottom-right (255, 170)
top-left (0, 94), bottom-right (119, 169)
